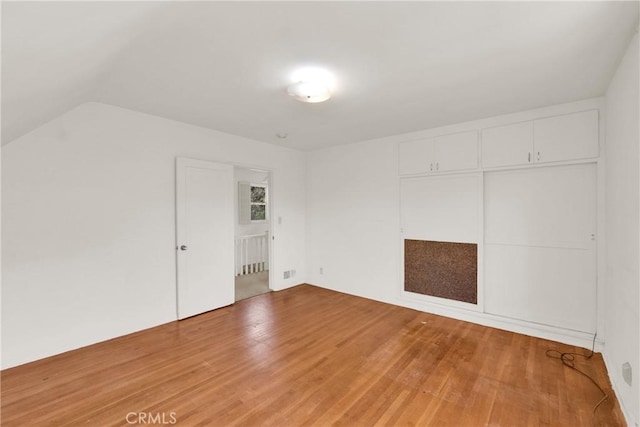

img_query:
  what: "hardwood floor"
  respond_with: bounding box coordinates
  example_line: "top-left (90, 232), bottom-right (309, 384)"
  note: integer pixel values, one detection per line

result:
top-left (1, 285), bottom-right (625, 426)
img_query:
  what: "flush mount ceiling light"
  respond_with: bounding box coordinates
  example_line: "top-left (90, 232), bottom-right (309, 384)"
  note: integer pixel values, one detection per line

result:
top-left (287, 66), bottom-right (335, 103)
top-left (287, 81), bottom-right (331, 103)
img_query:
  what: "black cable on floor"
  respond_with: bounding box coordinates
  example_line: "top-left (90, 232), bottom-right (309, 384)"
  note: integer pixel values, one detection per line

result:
top-left (545, 333), bottom-right (608, 421)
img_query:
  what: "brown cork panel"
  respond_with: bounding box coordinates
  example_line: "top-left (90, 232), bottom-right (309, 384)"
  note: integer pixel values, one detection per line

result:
top-left (404, 239), bottom-right (477, 304)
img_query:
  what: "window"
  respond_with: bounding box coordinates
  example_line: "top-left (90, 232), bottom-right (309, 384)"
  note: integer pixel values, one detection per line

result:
top-left (250, 184), bottom-right (267, 221)
top-left (238, 181), bottom-right (269, 224)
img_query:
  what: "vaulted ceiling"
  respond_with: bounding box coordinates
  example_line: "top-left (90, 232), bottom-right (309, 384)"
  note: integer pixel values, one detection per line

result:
top-left (2, 1), bottom-right (638, 150)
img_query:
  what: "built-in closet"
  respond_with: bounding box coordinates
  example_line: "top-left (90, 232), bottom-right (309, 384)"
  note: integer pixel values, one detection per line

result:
top-left (399, 108), bottom-right (600, 334)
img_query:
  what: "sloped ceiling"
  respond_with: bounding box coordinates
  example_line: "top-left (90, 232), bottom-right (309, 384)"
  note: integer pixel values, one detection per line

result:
top-left (2, 1), bottom-right (638, 150)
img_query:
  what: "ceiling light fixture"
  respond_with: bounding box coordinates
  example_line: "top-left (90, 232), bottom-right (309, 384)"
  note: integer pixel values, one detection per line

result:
top-left (287, 66), bottom-right (335, 103)
top-left (287, 81), bottom-right (331, 103)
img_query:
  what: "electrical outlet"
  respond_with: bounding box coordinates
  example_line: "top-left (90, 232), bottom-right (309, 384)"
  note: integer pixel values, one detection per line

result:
top-left (319, 267), bottom-right (324, 275)
top-left (622, 362), bottom-right (632, 386)
top-left (291, 269), bottom-right (296, 277)
top-left (283, 270), bottom-right (291, 279)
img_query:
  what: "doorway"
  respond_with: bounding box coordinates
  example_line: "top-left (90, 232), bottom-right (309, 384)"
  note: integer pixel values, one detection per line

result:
top-left (233, 167), bottom-right (272, 301)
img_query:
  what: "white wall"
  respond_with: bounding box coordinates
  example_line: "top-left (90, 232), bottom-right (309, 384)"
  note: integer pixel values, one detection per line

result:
top-left (307, 138), bottom-right (400, 304)
top-left (604, 31), bottom-right (639, 426)
top-left (306, 97), bottom-right (605, 349)
top-left (1, 102), bottom-right (306, 369)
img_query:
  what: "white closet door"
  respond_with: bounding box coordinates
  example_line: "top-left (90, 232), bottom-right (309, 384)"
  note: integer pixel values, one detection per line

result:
top-left (484, 163), bottom-right (597, 332)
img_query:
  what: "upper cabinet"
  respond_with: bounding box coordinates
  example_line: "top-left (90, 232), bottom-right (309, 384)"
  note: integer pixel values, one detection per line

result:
top-left (399, 130), bottom-right (478, 175)
top-left (481, 110), bottom-right (599, 169)
top-left (481, 121), bottom-right (533, 168)
top-left (398, 138), bottom-right (436, 175)
top-left (400, 109), bottom-right (599, 175)
top-left (533, 110), bottom-right (599, 163)
top-left (434, 131), bottom-right (479, 172)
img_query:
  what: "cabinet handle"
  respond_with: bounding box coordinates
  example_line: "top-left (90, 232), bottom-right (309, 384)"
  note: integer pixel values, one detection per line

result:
top-left (537, 151), bottom-right (541, 161)
top-left (528, 152), bottom-right (531, 163)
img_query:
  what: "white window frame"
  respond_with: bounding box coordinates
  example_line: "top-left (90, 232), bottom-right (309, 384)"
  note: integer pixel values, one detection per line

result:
top-left (250, 183), bottom-right (268, 223)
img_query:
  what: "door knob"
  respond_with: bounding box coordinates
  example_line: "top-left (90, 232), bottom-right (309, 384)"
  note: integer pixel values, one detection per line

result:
top-left (179, 245), bottom-right (188, 251)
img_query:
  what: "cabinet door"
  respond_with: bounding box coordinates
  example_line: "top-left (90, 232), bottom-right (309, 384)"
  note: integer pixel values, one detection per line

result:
top-left (533, 110), bottom-right (599, 163)
top-left (398, 138), bottom-right (435, 175)
top-left (484, 244), bottom-right (596, 332)
top-left (434, 131), bottom-right (478, 172)
top-left (484, 164), bottom-right (597, 333)
top-left (400, 174), bottom-right (480, 243)
top-left (481, 121), bottom-right (533, 168)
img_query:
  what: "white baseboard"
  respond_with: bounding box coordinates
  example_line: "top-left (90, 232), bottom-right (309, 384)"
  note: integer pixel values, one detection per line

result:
top-left (395, 294), bottom-right (602, 350)
top-left (306, 282), bottom-right (603, 350)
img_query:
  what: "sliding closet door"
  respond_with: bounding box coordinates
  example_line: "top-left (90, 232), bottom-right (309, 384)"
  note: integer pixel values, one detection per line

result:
top-left (484, 163), bottom-right (597, 332)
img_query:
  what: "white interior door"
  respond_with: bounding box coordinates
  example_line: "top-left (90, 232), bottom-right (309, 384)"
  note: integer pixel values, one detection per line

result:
top-left (176, 158), bottom-right (234, 320)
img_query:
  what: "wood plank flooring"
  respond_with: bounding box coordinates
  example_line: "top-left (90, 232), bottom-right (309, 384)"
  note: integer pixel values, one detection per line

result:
top-left (1, 284), bottom-right (625, 426)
